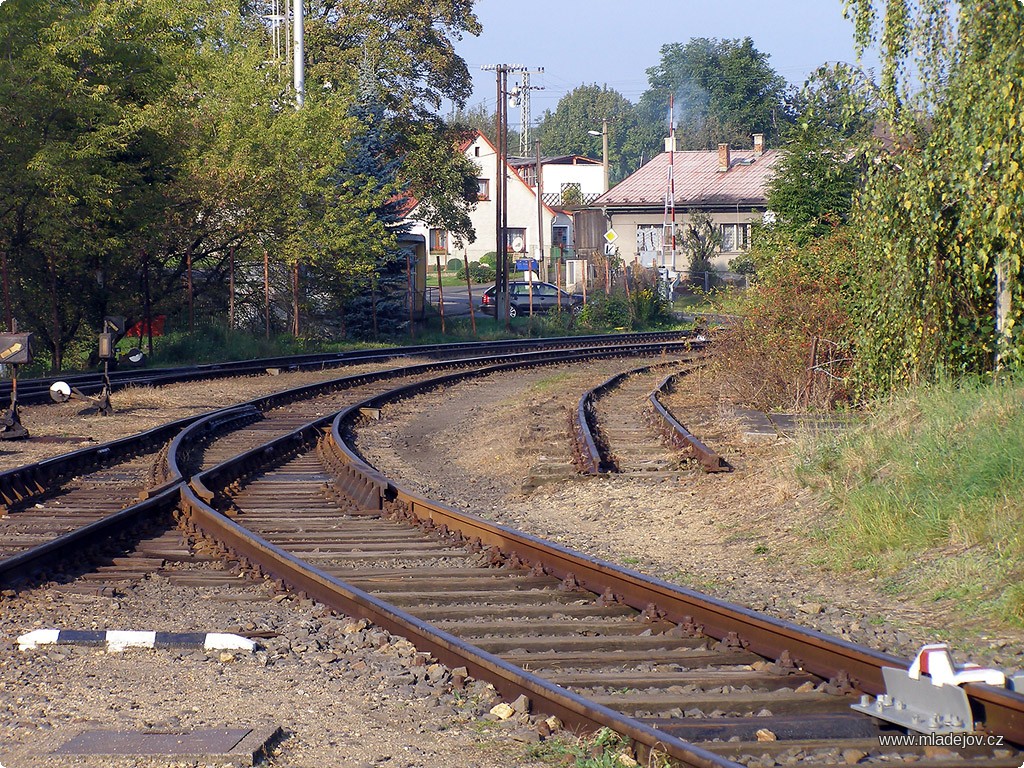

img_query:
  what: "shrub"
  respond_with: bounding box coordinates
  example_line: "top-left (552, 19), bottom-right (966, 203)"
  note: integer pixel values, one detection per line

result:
top-left (456, 263), bottom-right (496, 284)
top-left (446, 258), bottom-right (463, 272)
top-left (479, 252), bottom-right (497, 267)
top-left (629, 287), bottom-right (671, 328)
top-left (578, 292), bottom-right (631, 329)
top-left (712, 226), bottom-right (857, 410)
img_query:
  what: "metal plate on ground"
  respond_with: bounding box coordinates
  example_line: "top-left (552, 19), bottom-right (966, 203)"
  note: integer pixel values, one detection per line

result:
top-left (51, 724), bottom-right (280, 765)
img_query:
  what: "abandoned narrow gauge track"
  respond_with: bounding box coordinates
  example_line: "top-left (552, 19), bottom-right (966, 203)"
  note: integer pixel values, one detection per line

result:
top-left (572, 360), bottom-right (728, 476)
top-left (0, 337), bottom-right (693, 588)
top-left (175, 367), bottom-right (1024, 766)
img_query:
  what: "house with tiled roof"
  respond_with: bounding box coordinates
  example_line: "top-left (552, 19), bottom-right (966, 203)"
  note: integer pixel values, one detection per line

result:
top-left (591, 134), bottom-right (779, 272)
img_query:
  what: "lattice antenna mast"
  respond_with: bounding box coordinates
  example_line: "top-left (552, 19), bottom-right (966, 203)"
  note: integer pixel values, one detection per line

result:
top-left (512, 69), bottom-right (545, 156)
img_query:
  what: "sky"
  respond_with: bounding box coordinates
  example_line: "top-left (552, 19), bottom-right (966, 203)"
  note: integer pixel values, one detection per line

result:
top-left (452, 0), bottom-right (879, 119)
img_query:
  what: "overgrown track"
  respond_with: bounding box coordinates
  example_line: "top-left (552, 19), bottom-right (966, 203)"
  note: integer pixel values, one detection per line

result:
top-left (179, 365), bottom-right (1024, 766)
top-left (572, 360), bottom-right (728, 475)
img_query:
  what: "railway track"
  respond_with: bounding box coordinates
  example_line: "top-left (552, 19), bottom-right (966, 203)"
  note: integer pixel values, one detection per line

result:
top-left (4, 335), bottom-right (1024, 766)
top-left (572, 360), bottom-right (729, 475)
top-left (183, 366), bottom-right (1024, 765)
top-left (0, 338), bottom-right (694, 586)
top-left (1, 331), bottom-right (692, 407)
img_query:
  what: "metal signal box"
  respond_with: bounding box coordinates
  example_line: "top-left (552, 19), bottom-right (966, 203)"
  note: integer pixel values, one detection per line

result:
top-left (0, 333), bottom-right (32, 365)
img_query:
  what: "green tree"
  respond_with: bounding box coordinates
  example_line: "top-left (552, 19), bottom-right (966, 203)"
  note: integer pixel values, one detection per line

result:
top-left (680, 212), bottom-right (719, 275)
top-left (638, 37), bottom-right (790, 153)
top-left (767, 64), bottom-right (880, 242)
top-left (536, 85), bottom-right (642, 183)
top-left (845, 1), bottom-right (1024, 390)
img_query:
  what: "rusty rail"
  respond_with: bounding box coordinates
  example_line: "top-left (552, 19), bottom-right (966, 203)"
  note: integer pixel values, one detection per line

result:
top-left (322, 381), bottom-right (1024, 748)
top-left (650, 372), bottom-right (729, 473)
top-left (169, 346), bottom-right (1024, 755)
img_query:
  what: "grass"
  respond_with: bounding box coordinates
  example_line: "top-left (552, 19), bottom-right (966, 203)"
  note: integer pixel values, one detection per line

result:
top-left (524, 727), bottom-right (670, 768)
top-left (795, 375), bottom-right (1024, 625)
top-left (424, 271), bottom-right (473, 288)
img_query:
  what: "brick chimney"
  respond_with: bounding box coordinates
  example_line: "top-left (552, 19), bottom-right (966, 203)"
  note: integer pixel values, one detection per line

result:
top-left (717, 143), bottom-right (731, 172)
top-left (753, 133), bottom-right (764, 158)
top-left (665, 135), bottom-right (678, 152)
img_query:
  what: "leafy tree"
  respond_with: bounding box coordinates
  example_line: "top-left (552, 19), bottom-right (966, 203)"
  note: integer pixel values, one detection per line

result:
top-left (0, 0), bottom-right (487, 363)
top-left (536, 85), bottom-right (642, 183)
top-left (307, 0), bottom-right (480, 119)
top-left (638, 37), bottom-right (790, 153)
top-left (0, 0), bottom-right (192, 368)
top-left (845, 1), bottom-right (1024, 389)
top-left (401, 122), bottom-right (479, 248)
top-left (767, 63), bottom-right (880, 242)
top-left (681, 212), bottom-right (718, 275)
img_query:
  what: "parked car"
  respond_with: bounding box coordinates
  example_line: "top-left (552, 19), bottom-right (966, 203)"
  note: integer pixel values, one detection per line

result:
top-left (479, 281), bottom-right (584, 317)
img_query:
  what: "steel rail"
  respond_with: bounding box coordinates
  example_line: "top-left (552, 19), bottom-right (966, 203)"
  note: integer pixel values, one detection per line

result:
top-left (1, 331), bottom-right (693, 406)
top-left (177, 346), bottom-right (740, 767)
top-left (0, 485), bottom-right (181, 588)
top-left (324, 379), bottom-right (1024, 747)
top-left (1, 340), bottom-right (689, 585)
top-left (649, 371), bottom-right (729, 472)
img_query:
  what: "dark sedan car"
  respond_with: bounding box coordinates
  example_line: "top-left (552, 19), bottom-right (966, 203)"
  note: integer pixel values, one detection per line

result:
top-left (479, 281), bottom-right (584, 317)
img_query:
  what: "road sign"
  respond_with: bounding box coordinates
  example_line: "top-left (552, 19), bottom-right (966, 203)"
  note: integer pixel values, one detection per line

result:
top-left (604, 229), bottom-right (618, 244)
top-left (603, 243), bottom-right (617, 256)
top-left (515, 259), bottom-right (539, 272)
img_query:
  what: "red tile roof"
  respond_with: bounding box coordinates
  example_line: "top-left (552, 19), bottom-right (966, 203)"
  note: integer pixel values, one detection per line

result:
top-left (595, 148), bottom-right (780, 209)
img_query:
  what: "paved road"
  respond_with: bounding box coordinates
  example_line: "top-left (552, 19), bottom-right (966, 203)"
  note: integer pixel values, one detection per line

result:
top-left (426, 285), bottom-right (477, 318)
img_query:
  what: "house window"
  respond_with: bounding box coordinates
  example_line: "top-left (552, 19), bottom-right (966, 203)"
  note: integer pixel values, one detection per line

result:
top-left (505, 227), bottom-right (527, 253)
top-left (429, 229), bottom-right (448, 254)
top-left (720, 223), bottom-right (750, 252)
top-left (477, 178), bottom-right (490, 200)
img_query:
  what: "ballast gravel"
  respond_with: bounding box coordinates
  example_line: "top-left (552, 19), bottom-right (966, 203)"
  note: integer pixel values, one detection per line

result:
top-left (354, 362), bottom-right (1024, 672)
top-left (0, 568), bottom-right (546, 768)
top-left (4, 354), bottom-right (1024, 768)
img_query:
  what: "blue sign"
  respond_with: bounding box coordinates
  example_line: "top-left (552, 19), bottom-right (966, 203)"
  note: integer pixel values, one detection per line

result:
top-left (515, 259), bottom-right (539, 272)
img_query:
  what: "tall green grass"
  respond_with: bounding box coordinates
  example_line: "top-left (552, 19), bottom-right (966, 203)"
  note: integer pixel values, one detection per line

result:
top-left (796, 376), bottom-right (1024, 624)
top-left (147, 324), bottom-right (345, 366)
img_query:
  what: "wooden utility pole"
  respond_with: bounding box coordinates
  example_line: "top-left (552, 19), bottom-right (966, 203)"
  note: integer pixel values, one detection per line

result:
top-left (435, 255), bottom-right (446, 334)
top-left (264, 250), bottom-right (270, 340)
top-left (228, 246), bottom-right (235, 332)
top-left (291, 260), bottom-right (300, 337)
top-left (186, 243), bottom-right (194, 333)
top-left (1, 251), bottom-right (12, 332)
top-left (535, 140), bottom-right (546, 284)
top-left (406, 250), bottom-right (414, 339)
top-left (463, 253), bottom-right (477, 336)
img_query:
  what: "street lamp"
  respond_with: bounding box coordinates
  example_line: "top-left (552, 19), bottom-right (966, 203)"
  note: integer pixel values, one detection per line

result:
top-left (587, 118), bottom-right (609, 192)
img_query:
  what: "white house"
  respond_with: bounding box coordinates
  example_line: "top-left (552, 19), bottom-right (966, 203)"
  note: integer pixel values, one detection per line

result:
top-left (404, 132), bottom-right (606, 280)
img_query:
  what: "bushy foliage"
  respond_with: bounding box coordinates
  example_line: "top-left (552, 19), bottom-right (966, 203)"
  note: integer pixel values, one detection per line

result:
top-left (446, 258), bottom-right (462, 272)
top-left (456, 263), bottom-right (495, 284)
top-left (714, 227), bottom-right (857, 410)
top-left (629, 287), bottom-right (671, 328)
top-left (478, 252), bottom-right (497, 267)
top-left (845, 1), bottom-right (1024, 392)
top-left (578, 292), bottom-right (631, 329)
